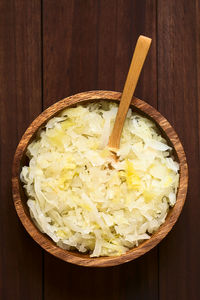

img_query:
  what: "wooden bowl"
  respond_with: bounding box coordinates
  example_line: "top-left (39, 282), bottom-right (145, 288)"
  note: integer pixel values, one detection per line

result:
top-left (12, 91), bottom-right (188, 267)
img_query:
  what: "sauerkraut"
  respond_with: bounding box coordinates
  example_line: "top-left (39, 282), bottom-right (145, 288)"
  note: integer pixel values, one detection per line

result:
top-left (20, 101), bottom-right (179, 257)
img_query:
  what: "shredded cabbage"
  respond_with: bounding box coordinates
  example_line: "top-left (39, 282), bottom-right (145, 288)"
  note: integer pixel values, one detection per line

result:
top-left (20, 101), bottom-right (179, 257)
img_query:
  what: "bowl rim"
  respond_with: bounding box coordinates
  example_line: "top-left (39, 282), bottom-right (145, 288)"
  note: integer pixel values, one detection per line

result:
top-left (12, 90), bottom-right (188, 267)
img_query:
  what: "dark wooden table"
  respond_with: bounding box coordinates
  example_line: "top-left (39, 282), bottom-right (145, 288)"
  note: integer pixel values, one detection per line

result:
top-left (1, 1), bottom-right (200, 299)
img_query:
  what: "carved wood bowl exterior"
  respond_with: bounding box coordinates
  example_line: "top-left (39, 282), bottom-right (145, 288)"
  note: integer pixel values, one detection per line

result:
top-left (12, 91), bottom-right (188, 267)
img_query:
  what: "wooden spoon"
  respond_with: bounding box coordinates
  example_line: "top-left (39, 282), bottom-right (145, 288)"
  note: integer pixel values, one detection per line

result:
top-left (108, 35), bottom-right (152, 154)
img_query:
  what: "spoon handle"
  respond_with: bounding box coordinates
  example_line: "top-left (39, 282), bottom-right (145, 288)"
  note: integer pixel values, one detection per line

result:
top-left (108, 35), bottom-right (152, 152)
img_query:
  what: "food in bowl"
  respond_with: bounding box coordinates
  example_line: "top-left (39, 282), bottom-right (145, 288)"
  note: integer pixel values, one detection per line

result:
top-left (20, 101), bottom-right (179, 257)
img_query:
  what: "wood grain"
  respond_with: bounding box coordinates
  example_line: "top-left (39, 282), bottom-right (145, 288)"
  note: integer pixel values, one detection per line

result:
top-left (157, 1), bottom-right (200, 299)
top-left (12, 91), bottom-right (188, 269)
top-left (0, 1), bottom-right (42, 299)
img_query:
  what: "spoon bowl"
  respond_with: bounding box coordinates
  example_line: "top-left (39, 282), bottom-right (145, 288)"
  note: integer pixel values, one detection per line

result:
top-left (12, 90), bottom-right (188, 267)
